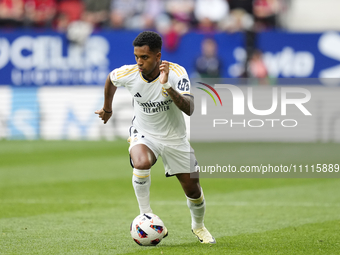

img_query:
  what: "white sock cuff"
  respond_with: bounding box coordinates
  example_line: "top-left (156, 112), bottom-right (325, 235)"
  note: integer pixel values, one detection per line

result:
top-left (133, 168), bottom-right (151, 178)
top-left (186, 188), bottom-right (204, 204)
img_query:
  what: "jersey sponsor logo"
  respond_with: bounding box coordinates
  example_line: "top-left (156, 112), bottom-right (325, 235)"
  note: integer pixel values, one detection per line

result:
top-left (134, 92), bottom-right (142, 97)
top-left (137, 99), bottom-right (173, 113)
top-left (177, 78), bottom-right (190, 92)
top-left (137, 99), bottom-right (173, 108)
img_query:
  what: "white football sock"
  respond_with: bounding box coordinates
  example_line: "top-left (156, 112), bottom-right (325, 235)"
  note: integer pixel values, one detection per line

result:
top-left (186, 188), bottom-right (205, 230)
top-left (132, 168), bottom-right (152, 214)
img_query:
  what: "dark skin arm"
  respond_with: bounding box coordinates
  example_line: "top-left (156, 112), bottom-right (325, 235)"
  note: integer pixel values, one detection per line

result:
top-left (159, 60), bottom-right (194, 116)
top-left (95, 74), bottom-right (117, 124)
top-left (165, 88), bottom-right (194, 116)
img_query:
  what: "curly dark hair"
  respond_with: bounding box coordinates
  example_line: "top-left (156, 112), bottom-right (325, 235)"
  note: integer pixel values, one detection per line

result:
top-left (133, 31), bottom-right (162, 52)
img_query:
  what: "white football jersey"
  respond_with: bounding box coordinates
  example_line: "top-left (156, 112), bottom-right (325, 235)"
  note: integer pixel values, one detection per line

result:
top-left (109, 62), bottom-right (192, 142)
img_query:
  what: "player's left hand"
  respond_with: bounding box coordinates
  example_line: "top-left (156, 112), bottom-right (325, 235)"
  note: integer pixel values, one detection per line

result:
top-left (159, 60), bottom-right (170, 85)
top-left (95, 108), bottom-right (112, 124)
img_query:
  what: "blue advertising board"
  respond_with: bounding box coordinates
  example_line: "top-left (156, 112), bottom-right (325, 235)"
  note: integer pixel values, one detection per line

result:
top-left (0, 30), bottom-right (244, 86)
top-left (258, 31), bottom-right (340, 78)
top-left (1, 30), bottom-right (340, 86)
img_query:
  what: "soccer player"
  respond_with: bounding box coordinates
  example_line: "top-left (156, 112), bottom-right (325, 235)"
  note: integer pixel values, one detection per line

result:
top-left (95, 31), bottom-right (215, 244)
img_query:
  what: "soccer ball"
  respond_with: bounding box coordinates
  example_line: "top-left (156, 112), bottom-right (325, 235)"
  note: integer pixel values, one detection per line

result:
top-left (130, 213), bottom-right (165, 246)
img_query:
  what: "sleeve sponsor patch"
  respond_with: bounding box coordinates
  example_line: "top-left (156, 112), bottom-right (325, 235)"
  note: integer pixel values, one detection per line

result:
top-left (177, 78), bottom-right (190, 92)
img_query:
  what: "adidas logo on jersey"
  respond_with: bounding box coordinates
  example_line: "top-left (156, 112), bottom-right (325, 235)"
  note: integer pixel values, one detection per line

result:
top-left (134, 92), bottom-right (142, 97)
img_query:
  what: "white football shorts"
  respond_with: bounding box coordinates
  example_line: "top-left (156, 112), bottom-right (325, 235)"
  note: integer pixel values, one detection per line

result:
top-left (128, 126), bottom-right (198, 177)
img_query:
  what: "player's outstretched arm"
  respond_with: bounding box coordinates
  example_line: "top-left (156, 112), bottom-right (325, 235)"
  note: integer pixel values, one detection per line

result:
top-left (160, 61), bottom-right (194, 116)
top-left (95, 74), bottom-right (117, 124)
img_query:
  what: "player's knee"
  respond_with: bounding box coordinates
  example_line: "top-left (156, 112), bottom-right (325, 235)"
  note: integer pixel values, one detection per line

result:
top-left (185, 188), bottom-right (201, 199)
top-left (132, 157), bottom-right (152, 170)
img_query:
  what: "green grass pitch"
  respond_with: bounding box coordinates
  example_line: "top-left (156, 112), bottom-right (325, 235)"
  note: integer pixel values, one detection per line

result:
top-left (1, 140), bottom-right (340, 254)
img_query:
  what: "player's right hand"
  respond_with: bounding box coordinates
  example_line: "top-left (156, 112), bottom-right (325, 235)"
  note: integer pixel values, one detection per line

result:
top-left (95, 108), bottom-right (112, 124)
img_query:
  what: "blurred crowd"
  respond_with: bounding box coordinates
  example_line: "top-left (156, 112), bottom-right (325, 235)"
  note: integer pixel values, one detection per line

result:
top-left (0, 0), bottom-right (286, 34)
top-left (0, 0), bottom-right (287, 79)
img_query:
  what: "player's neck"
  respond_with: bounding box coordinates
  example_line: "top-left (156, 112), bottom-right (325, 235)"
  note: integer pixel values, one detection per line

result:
top-left (142, 62), bottom-right (161, 82)
top-left (142, 71), bottom-right (160, 83)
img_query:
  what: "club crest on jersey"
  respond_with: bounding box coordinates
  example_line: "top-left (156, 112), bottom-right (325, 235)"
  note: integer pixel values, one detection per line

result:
top-left (162, 87), bottom-right (168, 97)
